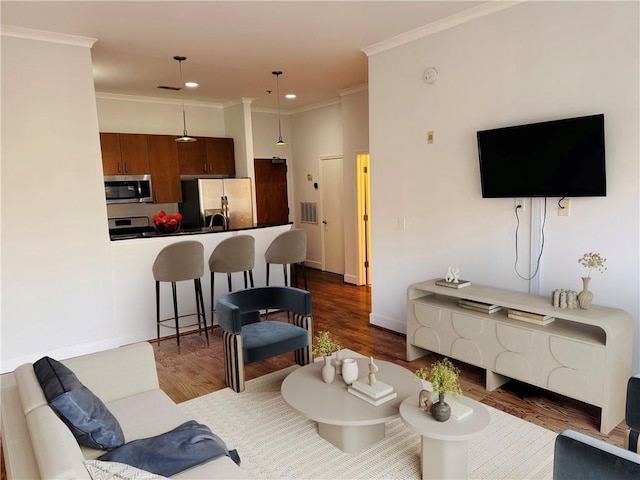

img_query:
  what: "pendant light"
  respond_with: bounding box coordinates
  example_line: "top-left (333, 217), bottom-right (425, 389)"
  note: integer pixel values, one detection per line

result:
top-left (272, 71), bottom-right (287, 146)
top-left (174, 56), bottom-right (196, 143)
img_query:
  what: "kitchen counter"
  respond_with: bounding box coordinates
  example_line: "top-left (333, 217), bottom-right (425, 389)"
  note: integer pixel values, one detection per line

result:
top-left (109, 223), bottom-right (294, 346)
top-left (110, 221), bottom-right (293, 241)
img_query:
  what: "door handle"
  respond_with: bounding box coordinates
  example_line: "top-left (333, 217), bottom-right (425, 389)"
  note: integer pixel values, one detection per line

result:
top-left (322, 220), bottom-right (328, 224)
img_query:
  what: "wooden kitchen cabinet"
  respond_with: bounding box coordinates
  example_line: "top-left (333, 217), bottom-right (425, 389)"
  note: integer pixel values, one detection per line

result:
top-left (100, 133), bottom-right (150, 175)
top-left (177, 137), bottom-right (208, 174)
top-left (206, 137), bottom-right (235, 175)
top-left (99, 133), bottom-right (123, 175)
top-left (178, 137), bottom-right (235, 175)
top-left (147, 135), bottom-right (182, 204)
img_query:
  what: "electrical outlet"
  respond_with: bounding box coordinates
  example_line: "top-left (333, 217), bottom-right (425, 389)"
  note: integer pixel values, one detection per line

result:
top-left (398, 216), bottom-right (406, 230)
top-left (515, 198), bottom-right (525, 212)
top-left (558, 198), bottom-right (571, 216)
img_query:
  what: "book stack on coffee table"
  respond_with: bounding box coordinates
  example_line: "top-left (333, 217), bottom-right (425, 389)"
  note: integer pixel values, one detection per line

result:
top-left (348, 379), bottom-right (397, 406)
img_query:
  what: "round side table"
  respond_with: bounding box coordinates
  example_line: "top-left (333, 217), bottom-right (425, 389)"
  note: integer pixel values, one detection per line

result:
top-left (399, 395), bottom-right (491, 479)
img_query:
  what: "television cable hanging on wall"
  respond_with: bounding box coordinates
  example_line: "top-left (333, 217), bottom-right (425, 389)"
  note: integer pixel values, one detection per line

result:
top-left (513, 197), bottom-right (547, 281)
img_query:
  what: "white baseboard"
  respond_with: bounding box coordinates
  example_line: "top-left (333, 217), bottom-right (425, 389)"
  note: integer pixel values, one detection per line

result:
top-left (305, 260), bottom-right (322, 270)
top-left (343, 273), bottom-right (358, 285)
top-left (369, 313), bottom-right (406, 335)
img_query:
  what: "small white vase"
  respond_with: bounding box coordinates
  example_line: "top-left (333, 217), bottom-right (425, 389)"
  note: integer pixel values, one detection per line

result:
top-left (341, 358), bottom-right (358, 385)
top-left (321, 356), bottom-right (336, 383)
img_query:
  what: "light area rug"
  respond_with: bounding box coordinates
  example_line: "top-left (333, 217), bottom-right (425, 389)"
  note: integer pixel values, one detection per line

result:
top-left (178, 366), bottom-right (555, 480)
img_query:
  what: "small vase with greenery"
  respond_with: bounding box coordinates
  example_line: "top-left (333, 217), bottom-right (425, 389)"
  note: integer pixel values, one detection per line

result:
top-left (312, 331), bottom-right (342, 383)
top-left (415, 358), bottom-right (462, 421)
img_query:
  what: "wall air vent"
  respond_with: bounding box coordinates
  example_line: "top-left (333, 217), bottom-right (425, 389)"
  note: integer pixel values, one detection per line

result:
top-left (157, 85), bottom-right (182, 91)
top-left (301, 202), bottom-right (318, 224)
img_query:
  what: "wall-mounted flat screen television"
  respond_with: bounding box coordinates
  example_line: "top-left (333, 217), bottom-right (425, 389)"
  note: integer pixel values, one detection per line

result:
top-left (477, 113), bottom-right (606, 198)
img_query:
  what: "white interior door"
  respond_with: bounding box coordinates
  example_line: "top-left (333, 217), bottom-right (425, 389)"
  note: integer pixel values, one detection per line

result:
top-left (320, 156), bottom-right (345, 275)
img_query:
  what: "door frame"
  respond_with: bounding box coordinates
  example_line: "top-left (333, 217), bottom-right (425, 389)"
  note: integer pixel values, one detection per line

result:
top-left (356, 152), bottom-right (371, 286)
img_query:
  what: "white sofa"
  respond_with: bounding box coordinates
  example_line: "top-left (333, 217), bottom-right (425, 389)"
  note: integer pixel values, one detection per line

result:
top-left (1, 342), bottom-right (246, 479)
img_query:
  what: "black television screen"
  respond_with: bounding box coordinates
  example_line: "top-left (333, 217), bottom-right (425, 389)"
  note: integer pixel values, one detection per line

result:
top-left (477, 114), bottom-right (606, 198)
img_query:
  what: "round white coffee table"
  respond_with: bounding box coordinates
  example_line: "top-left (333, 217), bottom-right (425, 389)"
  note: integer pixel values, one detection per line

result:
top-left (281, 357), bottom-right (418, 453)
top-left (400, 395), bottom-right (490, 479)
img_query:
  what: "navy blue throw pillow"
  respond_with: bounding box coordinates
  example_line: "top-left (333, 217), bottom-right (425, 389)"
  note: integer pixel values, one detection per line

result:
top-left (33, 356), bottom-right (125, 450)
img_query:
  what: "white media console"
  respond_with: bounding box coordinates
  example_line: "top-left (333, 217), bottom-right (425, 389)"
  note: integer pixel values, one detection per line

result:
top-left (407, 279), bottom-right (633, 434)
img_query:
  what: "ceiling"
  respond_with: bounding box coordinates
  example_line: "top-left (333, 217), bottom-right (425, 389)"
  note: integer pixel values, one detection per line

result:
top-left (1, 1), bottom-right (486, 110)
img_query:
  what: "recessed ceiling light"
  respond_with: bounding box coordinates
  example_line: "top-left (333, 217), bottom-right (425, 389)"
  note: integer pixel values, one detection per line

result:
top-left (185, 82), bottom-right (198, 88)
top-left (285, 93), bottom-right (297, 99)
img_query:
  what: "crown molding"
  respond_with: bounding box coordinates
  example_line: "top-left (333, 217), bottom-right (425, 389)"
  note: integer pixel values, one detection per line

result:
top-left (0, 24), bottom-right (97, 48)
top-left (362, 1), bottom-right (526, 57)
top-left (338, 84), bottom-right (368, 97)
top-left (95, 92), bottom-right (223, 109)
top-left (290, 98), bottom-right (342, 115)
top-left (223, 97), bottom-right (255, 108)
top-left (254, 96), bottom-right (343, 115)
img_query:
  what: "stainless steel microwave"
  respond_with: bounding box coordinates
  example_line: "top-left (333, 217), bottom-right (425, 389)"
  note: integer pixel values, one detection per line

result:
top-left (104, 175), bottom-right (153, 204)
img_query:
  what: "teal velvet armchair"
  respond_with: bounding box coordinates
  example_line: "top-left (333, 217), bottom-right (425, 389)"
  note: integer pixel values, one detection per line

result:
top-left (216, 286), bottom-right (313, 393)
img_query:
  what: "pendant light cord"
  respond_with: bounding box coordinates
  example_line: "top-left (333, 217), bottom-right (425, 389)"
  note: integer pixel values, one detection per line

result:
top-left (174, 56), bottom-right (195, 142)
top-left (177, 57), bottom-right (188, 136)
top-left (273, 71), bottom-right (286, 145)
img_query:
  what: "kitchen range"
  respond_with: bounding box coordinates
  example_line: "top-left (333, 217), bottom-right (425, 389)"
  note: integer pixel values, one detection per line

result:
top-left (108, 216), bottom-right (155, 240)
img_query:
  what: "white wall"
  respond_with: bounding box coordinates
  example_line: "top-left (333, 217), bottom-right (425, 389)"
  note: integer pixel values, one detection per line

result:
top-left (368, 2), bottom-right (640, 371)
top-left (96, 94), bottom-right (225, 136)
top-left (1, 30), bottom-right (119, 370)
top-left (290, 104), bottom-right (343, 270)
top-left (224, 100), bottom-right (254, 178)
top-left (340, 88), bottom-right (369, 284)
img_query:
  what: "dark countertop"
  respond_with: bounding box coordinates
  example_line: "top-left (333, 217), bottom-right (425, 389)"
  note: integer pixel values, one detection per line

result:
top-left (110, 222), bottom-right (293, 241)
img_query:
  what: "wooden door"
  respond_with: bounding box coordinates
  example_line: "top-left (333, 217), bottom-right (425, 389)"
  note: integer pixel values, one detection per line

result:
top-left (177, 138), bottom-right (207, 174)
top-left (147, 135), bottom-right (181, 203)
top-left (99, 133), bottom-right (122, 175)
top-left (206, 138), bottom-right (235, 175)
top-left (254, 158), bottom-right (288, 224)
top-left (119, 134), bottom-right (150, 174)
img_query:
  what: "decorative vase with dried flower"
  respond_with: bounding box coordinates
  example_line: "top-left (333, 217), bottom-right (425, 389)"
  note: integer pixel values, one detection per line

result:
top-left (577, 252), bottom-right (607, 310)
top-left (312, 331), bottom-right (341, 384)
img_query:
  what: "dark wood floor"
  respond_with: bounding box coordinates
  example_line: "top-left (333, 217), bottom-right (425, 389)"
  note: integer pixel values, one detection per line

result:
top-left (154, 268), bottom-right (627, 448)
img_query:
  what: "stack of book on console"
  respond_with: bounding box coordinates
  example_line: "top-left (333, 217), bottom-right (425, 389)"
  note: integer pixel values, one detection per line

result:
top-left (348, 379), bottom-right (397, 406)
top-left (507, 309), bottom-right (555, 326)
top-left (457, 299), bottom-right (502, 314)
top-left (435, 279), bottom-right (471, 289)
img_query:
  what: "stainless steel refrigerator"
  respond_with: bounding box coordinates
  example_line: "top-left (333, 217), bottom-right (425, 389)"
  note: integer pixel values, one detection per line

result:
top-left (180, 178), bottom-right (254, 230)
